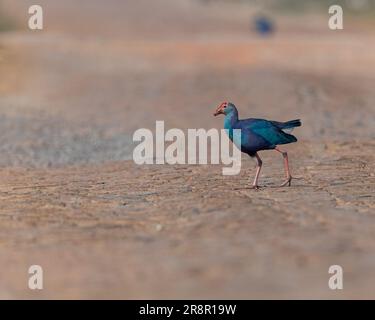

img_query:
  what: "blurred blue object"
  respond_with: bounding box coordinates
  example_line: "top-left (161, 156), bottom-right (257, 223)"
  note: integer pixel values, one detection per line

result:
top-left (254, 16), bottom-right (274, 36)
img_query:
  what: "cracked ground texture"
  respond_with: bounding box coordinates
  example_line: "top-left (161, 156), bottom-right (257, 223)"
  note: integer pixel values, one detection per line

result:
top-left (0, 0), bottom-right (374, 298)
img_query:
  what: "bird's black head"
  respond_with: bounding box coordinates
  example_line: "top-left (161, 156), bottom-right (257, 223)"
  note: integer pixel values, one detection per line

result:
top-left (214, 101), bottom-right (236, 116)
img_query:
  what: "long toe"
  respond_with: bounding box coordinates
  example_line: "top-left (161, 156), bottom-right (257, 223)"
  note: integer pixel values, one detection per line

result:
top-left (280, 176), bottom-right (292, 187)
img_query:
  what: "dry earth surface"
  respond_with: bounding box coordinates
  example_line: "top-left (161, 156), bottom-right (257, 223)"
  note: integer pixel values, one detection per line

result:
top-left (0, 0), bottom-right (374, 298)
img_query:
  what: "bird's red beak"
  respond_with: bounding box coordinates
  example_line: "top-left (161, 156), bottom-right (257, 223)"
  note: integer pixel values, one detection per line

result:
top-left (214, 102), bottom-right (226, 116)
top-left (213, 109), bottom-right (222, 116)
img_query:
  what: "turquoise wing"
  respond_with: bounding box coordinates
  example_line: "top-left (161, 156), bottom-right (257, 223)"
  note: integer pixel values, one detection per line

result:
top-left (245, 119), bottom-right (297, 146)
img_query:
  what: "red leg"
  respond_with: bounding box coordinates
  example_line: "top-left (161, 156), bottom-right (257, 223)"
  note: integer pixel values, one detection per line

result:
top-left (251, 153), bottom-right (262, 189)
top-left (275, 147), bottom-right (292, 187)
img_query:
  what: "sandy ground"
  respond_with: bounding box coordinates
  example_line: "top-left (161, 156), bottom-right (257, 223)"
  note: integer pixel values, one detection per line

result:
top-left (0, 0), bottom-right (374, 299)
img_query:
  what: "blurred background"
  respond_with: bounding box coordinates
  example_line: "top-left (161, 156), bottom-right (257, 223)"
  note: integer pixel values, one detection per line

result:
top-left (0, 0), bottom-right (374, 299)
top-left (0, 0), bottom-right (374, 166)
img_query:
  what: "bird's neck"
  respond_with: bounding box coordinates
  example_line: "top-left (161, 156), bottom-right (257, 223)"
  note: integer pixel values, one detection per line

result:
top-left (224, 110), bottom-right (239, 129)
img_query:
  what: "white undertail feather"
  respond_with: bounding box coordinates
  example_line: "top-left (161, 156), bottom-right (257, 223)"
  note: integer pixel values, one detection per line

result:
top-left (281, 128), bottom-right (294, 134)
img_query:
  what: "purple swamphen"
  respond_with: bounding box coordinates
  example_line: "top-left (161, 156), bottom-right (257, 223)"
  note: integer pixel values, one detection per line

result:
top-left (214, 102), bottom-right (301, 189)
top-left (254, 15), bottom-right (274, 36)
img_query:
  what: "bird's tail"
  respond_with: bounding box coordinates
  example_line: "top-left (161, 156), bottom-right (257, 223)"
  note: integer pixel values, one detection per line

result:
top-left (281, 119), bottom-right (301, 129)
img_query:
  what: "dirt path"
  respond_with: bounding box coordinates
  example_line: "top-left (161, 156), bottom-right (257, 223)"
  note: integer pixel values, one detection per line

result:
top-left (0, 0), bottom-right (374, 298)
top-left (0, 141), bottom-right (374, 299)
